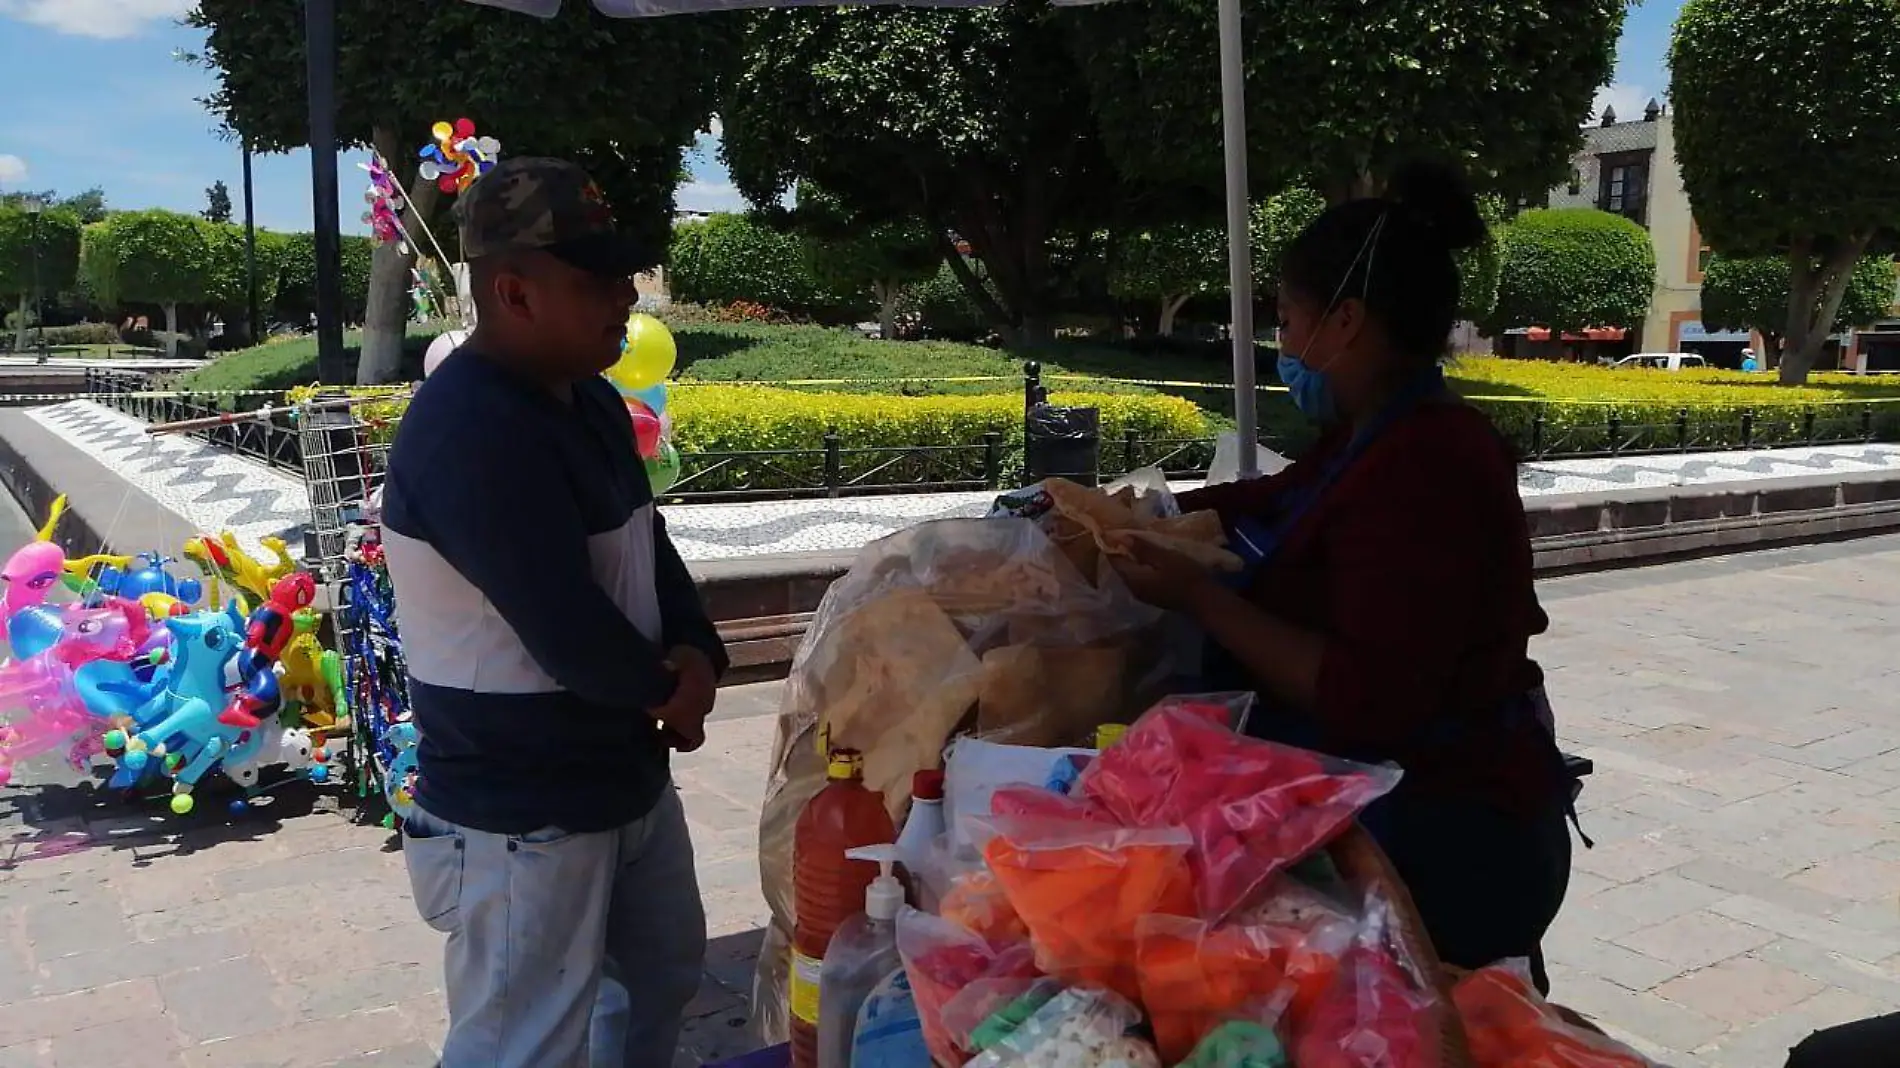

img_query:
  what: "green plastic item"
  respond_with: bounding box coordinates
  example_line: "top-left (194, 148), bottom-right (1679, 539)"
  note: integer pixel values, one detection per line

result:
top-left (1177, 1021), bottom-right (1287, 1068)
top-left (968, 980), bottom-right (1063, 1052)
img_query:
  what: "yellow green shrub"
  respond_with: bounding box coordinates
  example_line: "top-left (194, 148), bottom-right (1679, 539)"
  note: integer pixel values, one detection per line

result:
top-left (287, 382), bottom-right (1208, 493)
top-left (1448, 358), bottom-right (1900, 453)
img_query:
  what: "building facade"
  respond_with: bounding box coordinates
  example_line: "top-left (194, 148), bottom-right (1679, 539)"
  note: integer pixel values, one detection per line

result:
top-left (1540, 102), bottom-right (1898, 370)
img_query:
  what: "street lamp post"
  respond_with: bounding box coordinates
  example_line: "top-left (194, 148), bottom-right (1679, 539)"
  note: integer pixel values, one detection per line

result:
top-left (22, 197), bottom-right (45, 365)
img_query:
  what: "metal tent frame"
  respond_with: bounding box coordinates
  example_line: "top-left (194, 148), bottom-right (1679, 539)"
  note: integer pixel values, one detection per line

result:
top-left (300, 0), bottom-right (1262, 478)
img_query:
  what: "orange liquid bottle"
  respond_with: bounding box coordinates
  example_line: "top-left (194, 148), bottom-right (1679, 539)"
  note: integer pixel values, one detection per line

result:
top-left (791, 749), bottom-right (896, 1068)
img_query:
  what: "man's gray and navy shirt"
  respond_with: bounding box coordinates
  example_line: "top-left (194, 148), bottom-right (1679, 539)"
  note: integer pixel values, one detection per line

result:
top-left (381, 348), bottom-right (726, 835)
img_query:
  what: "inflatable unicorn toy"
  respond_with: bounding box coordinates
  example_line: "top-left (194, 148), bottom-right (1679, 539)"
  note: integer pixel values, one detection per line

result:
top-left (97, 609), bottom-right (246, 814)
top-left (0, 600), bottom-right (163, 784)
top-left (0, 496), bottom-right (71, 629)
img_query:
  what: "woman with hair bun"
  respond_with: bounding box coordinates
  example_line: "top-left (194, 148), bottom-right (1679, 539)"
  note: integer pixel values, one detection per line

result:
top-left (1113, 160), bottom-right (1579, 991)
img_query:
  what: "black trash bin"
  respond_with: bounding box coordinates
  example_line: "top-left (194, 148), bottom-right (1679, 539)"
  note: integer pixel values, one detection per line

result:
top-left (1025, 403), bottom-right (1101, 486)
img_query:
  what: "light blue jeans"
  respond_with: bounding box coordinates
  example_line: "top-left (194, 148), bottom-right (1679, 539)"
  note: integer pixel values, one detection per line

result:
top-left (403, 787), bottom-right (707, 1068)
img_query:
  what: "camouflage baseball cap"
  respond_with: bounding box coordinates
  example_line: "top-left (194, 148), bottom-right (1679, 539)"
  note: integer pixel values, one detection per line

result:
top-left (453, 157), bottom-right (642, 277)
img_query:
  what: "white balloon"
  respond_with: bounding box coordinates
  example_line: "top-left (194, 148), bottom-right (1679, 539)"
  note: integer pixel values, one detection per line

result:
top-left (477, 137), bottom-right (501, 157)
top-left (424, 329), bottom-right (469, 378)
top-left (418, 161), bottom-right (441, 180)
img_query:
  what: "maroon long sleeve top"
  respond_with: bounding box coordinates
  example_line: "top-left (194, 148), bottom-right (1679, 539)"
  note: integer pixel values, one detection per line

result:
top-left (1179, 401), bottom-right (1562, 816)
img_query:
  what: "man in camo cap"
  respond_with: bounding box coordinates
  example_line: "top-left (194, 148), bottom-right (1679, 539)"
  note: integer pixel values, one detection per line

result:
top-left (382, 156), bottom-right (725, 1068)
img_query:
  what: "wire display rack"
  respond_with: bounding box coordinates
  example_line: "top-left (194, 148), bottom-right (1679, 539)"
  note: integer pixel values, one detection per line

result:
top-left (296, 393), bottom-right (413, 825)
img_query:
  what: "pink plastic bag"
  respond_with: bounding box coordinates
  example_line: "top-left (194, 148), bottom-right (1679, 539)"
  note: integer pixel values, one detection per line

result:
top-left (897, 906), bottom-right (1041, 1067)
top-left (1287, 892), bottom-right (1442, 1068)
top-left (1075, 696), bottom-right (1402, 919)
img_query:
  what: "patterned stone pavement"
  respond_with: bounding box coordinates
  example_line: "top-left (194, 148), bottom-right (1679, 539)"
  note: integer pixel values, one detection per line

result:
top-left (2, 538), bottom-right (1899, 1066)
top-left (25, 402), bottom-right (309, 559)
top-left (26, 399), bottom-right (1900, 562)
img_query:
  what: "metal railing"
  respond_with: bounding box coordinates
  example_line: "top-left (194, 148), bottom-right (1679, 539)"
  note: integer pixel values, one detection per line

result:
top-left (77, 367), bottom-right (1900, 504)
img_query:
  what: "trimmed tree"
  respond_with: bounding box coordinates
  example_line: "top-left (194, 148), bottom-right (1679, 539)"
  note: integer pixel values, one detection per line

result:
top-left (200, 222), bottom-right (290, 345)
top-left (1109, 223), bottom-right (1226, 336)
top-left (0, 206), bottom-right (83, 352)
top-left (793, 188), bottom-right (940, 339)
top-left (669, 213), bottom-right (842, 317)
top-left (1701, 254), bottom-right (1897, 367)
top-left (722, 6), bottom-right (1129, 346)
top-left (186, 1), bottom-right (739, 383)
top-left (1486, 208), bottom-right (1655, 336)
top-left (82, 210), bottom-right (214, 358)
top-left (1670, 0), bottom-right (1900, 384)
top-left (274, 232), bottom-right (374, 326)
top-left (1066, 1), bottom-right (1626, 204)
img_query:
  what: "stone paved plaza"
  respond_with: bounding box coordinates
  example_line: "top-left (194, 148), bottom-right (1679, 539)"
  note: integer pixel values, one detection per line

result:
top-left (2, 538), bottom-right (1900, 1065)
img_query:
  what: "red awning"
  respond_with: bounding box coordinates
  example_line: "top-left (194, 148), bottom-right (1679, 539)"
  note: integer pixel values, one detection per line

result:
top-left (1524, 326), bottom-right (1627, 343)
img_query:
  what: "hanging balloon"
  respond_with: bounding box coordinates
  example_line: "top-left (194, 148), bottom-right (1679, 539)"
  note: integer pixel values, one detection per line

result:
top-left (628, 381), bottom-right (668, 416)
top-left (424, 330), bottom-right (469, 378)
top-left (644, 440), bottom-right (682, 495)
top-left (604, 313), bottom-right (677, 393)
top-left (627, 403), bottom-right (663, 459)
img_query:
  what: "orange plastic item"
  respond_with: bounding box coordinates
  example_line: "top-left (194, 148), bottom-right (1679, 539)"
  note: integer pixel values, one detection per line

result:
top-left (1137, 901), bottom-right (1356, 1062)
top-left (939, 869), bottom-right (1029, 945)
top-left (979, 816), bottom-right (1195, 1001)
top-left (1454, 964), bottom-right (1655, 1067)
top-left (791, 749), bottom-right (896, 1068)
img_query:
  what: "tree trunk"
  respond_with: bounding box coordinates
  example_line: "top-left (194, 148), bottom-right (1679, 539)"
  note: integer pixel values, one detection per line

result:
top-left (1780, 236), bottom-right (1869, 385)
top-left (357, 124), bottom-right (439, 385)
top-left (162, 303), bottom-right (179, 360)
top-left (1158, 293), bottom-right (1190, 337)
top-left (12, 293), bottom-right (26, 353)
top-left (1760, 331), bottom-right (1785, 369)
top-left (874, 280), bottom-right (898, 340)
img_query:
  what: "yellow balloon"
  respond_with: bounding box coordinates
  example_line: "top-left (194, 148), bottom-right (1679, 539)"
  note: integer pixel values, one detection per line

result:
top-left (606, 313), bottom-right (678, 393)
top-left (431, 121), bottom-right (454, 143)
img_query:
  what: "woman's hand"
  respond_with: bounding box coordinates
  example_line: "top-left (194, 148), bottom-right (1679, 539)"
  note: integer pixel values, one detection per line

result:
top-left (1110, 538), bottom-right (1221, 613)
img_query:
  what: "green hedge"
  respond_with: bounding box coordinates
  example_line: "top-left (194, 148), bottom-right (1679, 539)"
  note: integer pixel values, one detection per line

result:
top-left (287, 382), bottom-right (1209, 494)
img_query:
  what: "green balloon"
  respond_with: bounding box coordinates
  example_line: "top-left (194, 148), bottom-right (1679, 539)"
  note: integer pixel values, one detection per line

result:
top-left (644, 439), bottom-right (682, 495)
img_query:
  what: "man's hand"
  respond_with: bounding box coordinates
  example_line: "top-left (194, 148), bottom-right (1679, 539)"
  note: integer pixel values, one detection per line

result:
top-left (653, 645), bottom-right (717, 753)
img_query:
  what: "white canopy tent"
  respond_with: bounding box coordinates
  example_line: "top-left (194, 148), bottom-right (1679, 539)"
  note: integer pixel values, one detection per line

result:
top-left (456, 0), bottom-right (1265, 478)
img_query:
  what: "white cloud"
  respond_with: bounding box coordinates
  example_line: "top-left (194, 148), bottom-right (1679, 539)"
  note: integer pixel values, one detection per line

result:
top-left (1592, 83), bottom-right (1657, 125)
top-left (677, 180), bottom-right (747, 214)
top-left (0, 0), bottom-right (191, 39)
top-left (0, 155), bottom-right (27, 187)
top-left (705, 116), bottom-right (724, 139)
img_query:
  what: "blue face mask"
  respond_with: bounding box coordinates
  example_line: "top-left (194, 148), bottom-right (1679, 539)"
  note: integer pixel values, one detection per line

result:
top-left (1277, 351), bottom-right (1337, 422)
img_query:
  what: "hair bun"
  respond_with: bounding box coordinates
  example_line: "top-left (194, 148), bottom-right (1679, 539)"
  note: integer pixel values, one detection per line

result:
top-left (1386, 160), bottom-right (1486, 251)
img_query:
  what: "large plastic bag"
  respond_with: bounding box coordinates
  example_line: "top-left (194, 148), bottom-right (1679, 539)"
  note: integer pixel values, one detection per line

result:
top-left (977, 815), bottom-right (1195, 1001)
top-left (1289, 892), bottom-right (1443, 1068)
top-left (754, 517), bottom-right (1169, 1042)
top-left (896, 906), bottom-right (1041, 1067)
top-left (1136, 881), bottom-right (1358, 1063)
top-left (1075, 696), bottom-right (1403, 919)
top-left (962, 985), bottom-right (1162, 1068)
top-left (1453, 960), bottom-right (1666, 1067)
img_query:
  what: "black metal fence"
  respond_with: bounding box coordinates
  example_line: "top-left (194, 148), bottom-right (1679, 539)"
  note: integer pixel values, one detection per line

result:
top-left (78, 367), bottom-right (1900, 503)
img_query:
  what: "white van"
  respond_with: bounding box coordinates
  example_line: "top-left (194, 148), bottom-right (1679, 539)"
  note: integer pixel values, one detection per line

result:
top-left (1602, 352), bottom-right (1709, 372)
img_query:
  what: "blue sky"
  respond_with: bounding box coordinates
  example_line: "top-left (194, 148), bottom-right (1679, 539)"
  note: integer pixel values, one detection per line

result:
top-left (0, 0), bottom-right (1679, 232)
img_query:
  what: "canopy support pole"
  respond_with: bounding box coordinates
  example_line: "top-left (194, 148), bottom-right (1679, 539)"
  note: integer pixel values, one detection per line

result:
top-left (1216, 0), bottom-right (1259, 478)
top-left (305, 0), bottom-right (348, 384)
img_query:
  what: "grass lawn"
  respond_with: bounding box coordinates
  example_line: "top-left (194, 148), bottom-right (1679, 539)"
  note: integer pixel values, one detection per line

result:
top-left (2, 342), bottom-right (165, 360)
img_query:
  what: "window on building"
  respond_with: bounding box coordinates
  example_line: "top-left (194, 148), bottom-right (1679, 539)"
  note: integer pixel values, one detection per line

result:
top-left (1566, 167), bottom-right (1581, 197)
top-left (1597, 151), bottom-right (1650, 225)
top-left (1698, 246), bottom-right (1714, 274)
